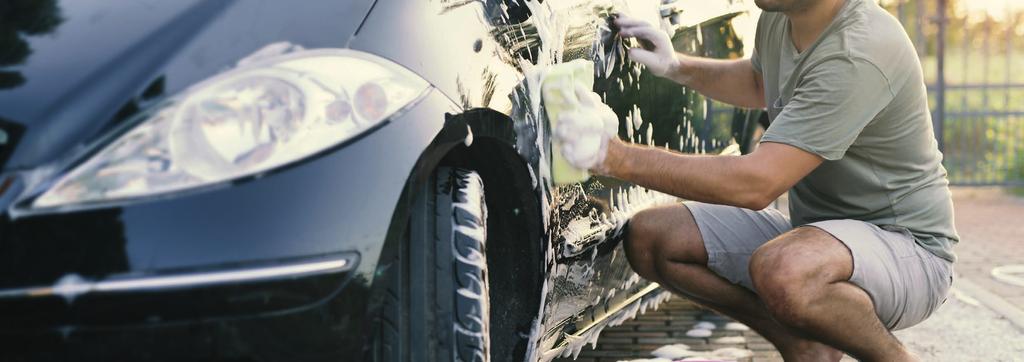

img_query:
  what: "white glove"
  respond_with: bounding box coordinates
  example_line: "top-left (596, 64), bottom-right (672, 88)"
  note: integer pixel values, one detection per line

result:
top-left (553, 84), bottom-right (619, 171)
top-left (613, 15), bottom-right (678, 78)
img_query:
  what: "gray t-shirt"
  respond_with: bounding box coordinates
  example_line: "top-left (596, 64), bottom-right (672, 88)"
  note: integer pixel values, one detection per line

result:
top-left (751, 0), bottom-right (959, 261)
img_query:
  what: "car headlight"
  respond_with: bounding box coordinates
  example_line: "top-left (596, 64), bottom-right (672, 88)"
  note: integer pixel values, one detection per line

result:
top-left (31, 49), bottom-right (429, 209)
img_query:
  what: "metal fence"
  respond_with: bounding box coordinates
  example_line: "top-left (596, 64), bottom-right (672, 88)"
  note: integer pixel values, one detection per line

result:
top-left (705, 1), bottom-right (1024, 186)
top-left (887, 0), bottom-right (1024, 186)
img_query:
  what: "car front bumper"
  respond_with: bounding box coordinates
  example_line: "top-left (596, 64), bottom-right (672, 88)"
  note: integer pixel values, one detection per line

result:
top-left (0, 89), bottom-right (456, 361)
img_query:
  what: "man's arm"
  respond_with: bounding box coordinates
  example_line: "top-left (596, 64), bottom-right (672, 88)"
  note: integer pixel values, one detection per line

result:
top-left (669, 57), bottom-right (766, 109)
top-left (614, 16), bottom-right (766, 109)
top-left (596, 139), bottom-right (822, 210)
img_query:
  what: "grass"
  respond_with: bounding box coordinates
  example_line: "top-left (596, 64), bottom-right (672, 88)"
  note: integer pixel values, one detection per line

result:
top-left (921, 50), bottom-right (1024, 86)
top-left (918, 46), bottom-right (1024, 184)
top-left (878, 5), bottom-right (1024, 185)
top-left (942, 118), bottom-right (1023, 184)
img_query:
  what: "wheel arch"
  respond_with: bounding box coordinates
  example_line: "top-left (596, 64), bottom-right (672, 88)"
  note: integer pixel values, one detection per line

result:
top-left (370, 108), bottom-right (546, 361)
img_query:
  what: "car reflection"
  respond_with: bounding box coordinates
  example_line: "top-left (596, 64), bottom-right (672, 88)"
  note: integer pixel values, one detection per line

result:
top-left (0, 0), bottom-right (63, 89)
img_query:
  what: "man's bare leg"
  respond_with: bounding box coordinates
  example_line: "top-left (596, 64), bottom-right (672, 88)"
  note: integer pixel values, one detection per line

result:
top-left (625, 205), bottom-right (842, 361)
top-left (749, 227), bottom-right (918, 361)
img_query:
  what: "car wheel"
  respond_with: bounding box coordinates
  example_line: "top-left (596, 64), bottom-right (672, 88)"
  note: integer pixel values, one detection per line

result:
top-left (374, 167), bottom-right (491, 362)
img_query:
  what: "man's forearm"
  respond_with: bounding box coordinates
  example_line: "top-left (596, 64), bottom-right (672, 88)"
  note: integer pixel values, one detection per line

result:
top-left (667, 55), bottom-right (766, 109)
top-left (602, 141), bottom-right (776, 210)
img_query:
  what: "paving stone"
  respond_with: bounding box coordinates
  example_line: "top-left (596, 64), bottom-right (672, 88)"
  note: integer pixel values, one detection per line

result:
top-left (635, 337), bottom-right (697, 345)
top-left (660, 337), bottom-right (709, 345)
top-left (752, 351), bottom-right (783, 358)
top-left (633, 325), bottom-right (687, 332)
top-left (554, 296), bottom-right (775, 362)
top-left (949, 188), bottom-right (1024, 304)
top-left (709, 342), bottom-right (750, 350)
top-left (706, 330), bottom-right (745, 337)
top-left (743, 333), bottom-right (769, 341)
top-left (665, 316), bottom-right (699, 322)
top-left (621, 319), bottom-right (669, 326)
top-left (634, 314), bottom-right (678, 320)
top-left (597, 344), bottom-right (665, 352)
top-left (746, 342), bottom-right (777, 351)
top-left (576, 350), bottom-right (637, 358)
top-left (698, 314), bottom-right (733, 322)
top-left (556, 187), bottom-right (1024, 362)
top-left (599, 331), bottom-right (672, 338)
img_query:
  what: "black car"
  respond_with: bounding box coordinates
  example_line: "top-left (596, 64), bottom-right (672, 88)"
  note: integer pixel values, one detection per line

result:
top-left (0, 0), bottom-right (764, 361)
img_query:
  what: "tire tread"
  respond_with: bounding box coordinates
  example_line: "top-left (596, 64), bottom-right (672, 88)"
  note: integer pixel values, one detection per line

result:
top-left (375, 168), bottom-right (490, 362)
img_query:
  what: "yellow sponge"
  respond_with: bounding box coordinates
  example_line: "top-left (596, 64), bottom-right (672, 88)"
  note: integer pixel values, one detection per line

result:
top-left (542, 59), bottom-right (595, 185)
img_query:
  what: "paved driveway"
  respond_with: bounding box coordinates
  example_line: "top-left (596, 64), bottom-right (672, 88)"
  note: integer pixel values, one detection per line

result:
top-left (556, 187), bottom-right (1024, 362)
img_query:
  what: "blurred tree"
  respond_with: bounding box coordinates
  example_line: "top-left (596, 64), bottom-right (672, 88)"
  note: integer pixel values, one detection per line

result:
top-left (0, 0), bottom-right (64, 89)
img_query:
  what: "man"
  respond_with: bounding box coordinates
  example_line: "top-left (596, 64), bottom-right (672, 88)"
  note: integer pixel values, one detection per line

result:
top-left (553, 0), bottom-right (958, 360)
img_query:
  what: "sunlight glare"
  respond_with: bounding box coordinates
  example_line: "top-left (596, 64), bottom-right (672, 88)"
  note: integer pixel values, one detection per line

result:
top-left (955, 0), bottom-right (1024, 23)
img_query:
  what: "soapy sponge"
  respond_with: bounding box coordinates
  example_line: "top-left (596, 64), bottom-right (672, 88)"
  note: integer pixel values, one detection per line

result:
top-left (542, 59), bottom-right (595, 185)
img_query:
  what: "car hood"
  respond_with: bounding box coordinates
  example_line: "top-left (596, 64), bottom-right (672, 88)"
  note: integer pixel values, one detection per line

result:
top-left (0, 0), bottom-right (374, 170)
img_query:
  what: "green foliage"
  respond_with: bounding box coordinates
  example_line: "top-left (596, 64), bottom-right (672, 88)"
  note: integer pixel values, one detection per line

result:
top-left (0, 0), bottom-right (63, 88)
top-left (880, 0), bottom-right (1024, 184)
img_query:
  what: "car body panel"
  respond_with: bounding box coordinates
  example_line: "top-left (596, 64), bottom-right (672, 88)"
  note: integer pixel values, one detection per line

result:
top-left (2, 276), bottom-right (372, 361)
top-left (352, 0), bottom-right (760, 358)
top-left (0, 0), bottom-right (762, 360)
top-left (0, 0), bottom-right (376, 169)
top-left (0, 85), bottom-right (454, 311)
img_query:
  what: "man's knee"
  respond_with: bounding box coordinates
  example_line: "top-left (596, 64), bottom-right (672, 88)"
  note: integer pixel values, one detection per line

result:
top-left (624, 208), bottom-right (664, 281)
top-left (749, 234), bottom-right (833, 327)
top-left (624, 205), bottom-right (705, 281)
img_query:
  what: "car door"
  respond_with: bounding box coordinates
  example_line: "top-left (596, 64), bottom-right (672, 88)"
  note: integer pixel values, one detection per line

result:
top-left (532, 0), bottom-right (764, 359)
top-left (381, 0), bottom-right (763, 358)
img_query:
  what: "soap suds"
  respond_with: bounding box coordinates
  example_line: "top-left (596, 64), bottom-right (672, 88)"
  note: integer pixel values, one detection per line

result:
top-left (723, 321), bottom-right (750, 331)
top-left (711, 336), bottom-right (746, 344)
top-left (684, 328), bottom-right (712, 338)
top-left (692, 321), bottom-right (716, 330)
top-left (624, 342), bottom-right (755, 362)
top-left (650, 344), bottom-right (693, 359)
top-left (481, 0), bottom-right (696, 360)
top-left (539, 289), bottom-right (674, 361)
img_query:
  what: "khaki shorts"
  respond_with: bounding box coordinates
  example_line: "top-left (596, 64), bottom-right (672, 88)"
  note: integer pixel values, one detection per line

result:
top-left (685, 201), bottom-right (953, 331)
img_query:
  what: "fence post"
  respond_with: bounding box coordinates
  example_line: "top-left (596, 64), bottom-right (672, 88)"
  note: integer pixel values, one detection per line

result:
top-left (915, 0), bottom-right (925, 57)
top-left (934, 0), bottom-right (947, 152)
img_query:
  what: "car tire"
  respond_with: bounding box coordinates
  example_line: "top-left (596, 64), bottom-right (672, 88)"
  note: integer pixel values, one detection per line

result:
top-left (374, 167), bottom-right (491, 362)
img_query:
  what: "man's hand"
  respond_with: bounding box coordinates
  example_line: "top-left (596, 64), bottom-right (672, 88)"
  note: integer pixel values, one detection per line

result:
top-left (614, 14), bottom-right (766, 109)
top-left (613, 15), bottom-right (679, 79)
top-left (553, 85), bottom-right (619, 174)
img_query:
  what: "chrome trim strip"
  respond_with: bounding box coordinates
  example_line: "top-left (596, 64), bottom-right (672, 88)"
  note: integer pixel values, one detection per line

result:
top-left (567, 283), bottom-right (662, 338)
top-left (0, 255), bottom-right (355, 301)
